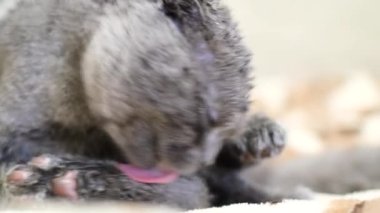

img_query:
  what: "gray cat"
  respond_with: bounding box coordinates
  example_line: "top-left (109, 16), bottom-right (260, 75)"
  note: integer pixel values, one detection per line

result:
top-left (0, 0), bottom-right (285, 210)
top-left (247, 146), bottom-right (380, 196)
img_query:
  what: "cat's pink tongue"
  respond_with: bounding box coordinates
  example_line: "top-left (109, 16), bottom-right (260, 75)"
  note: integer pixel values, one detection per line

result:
top-left (118, 164), bottom-right (179, 184)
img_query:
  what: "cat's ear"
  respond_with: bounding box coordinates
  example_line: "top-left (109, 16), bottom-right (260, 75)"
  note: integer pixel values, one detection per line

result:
top-left (160, 0), bottom-right (206, 26)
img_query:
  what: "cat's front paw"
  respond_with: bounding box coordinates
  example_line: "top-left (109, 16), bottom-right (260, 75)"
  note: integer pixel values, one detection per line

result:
top-left (216, 114), bottom-right (286, 168)
top-left (5, 155), bottom-right (120, 200)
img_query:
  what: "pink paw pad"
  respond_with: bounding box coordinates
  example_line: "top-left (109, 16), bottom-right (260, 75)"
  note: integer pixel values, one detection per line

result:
top-left (52, 171), bottom-right (79, 200)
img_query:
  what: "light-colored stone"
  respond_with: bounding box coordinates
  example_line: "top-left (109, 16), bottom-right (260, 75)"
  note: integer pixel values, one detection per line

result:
top-left (280, 109), bottom-right (312, 129)
top-left (327, 110), bottom-right (361, 132)
top-left (359, 113), bottom-right (380, 146)
top-left (327, 72), bottom-right (380, 113)
top-left (285, 127), bottom-right (325, 154)
top-left (326, 73), bottom-right (380, 130)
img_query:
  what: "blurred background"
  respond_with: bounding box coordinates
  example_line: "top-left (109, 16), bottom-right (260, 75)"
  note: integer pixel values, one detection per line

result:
top-left (223, 0), bottom-right (380, 195)
top-left (225, 0), bottom-right (380, 77)
top-left (224, 0), bottom-right (380, 159)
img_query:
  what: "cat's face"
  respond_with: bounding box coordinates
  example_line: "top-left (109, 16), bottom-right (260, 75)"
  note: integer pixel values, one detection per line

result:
top-left (82, 0), bottom-right (251, 174)
top-left (95, 41), bottom-right (243, 174)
